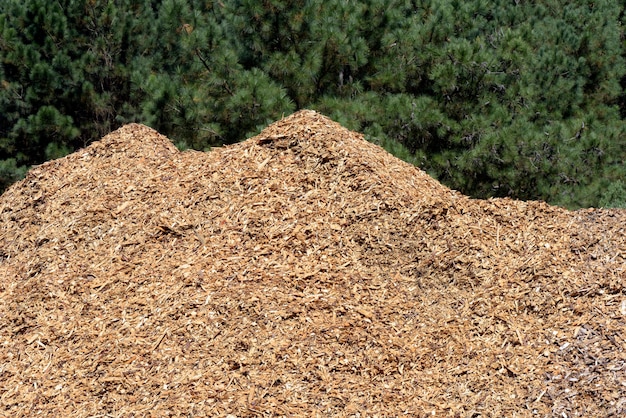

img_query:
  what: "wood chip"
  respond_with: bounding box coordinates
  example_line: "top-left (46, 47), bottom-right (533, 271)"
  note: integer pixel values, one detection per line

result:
top-left (1, 110), bottom-right (625, 416)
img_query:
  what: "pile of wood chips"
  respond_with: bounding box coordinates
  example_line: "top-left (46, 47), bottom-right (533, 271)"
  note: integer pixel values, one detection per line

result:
top-left (1, 110), bottom-right (625, 417)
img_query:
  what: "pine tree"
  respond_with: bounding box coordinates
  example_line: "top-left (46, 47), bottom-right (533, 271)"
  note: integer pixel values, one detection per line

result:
top-left (0, 0), bottom-right (157, 190)
top-left (136, 0), bottom-right (296, 147)
top-left (1, 0), bottom-right (624, 207)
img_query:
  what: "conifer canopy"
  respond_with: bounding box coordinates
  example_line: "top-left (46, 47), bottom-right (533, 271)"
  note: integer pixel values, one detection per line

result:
top-left (1, 0), bottom-right (625, 207)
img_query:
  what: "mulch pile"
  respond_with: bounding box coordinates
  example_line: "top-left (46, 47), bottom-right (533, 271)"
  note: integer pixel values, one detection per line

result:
top-left (1, 110), bottom-right (625, 417)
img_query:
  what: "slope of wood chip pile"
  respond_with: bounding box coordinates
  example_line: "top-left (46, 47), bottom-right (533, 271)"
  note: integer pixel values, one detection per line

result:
top-left (1, 110), bottom-right (625, 417)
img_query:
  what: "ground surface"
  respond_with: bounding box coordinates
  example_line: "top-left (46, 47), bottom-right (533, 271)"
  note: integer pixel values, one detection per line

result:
top-left (1, 110), bottom-right (625, 417)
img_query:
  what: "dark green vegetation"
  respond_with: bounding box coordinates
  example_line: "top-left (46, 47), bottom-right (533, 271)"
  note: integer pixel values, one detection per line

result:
top-left (1, 0), bottom-right (625, 208)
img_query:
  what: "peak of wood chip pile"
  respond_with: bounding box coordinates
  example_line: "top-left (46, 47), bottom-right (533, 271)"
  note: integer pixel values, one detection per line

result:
top-left (1, 110), bottom-right (625, 417)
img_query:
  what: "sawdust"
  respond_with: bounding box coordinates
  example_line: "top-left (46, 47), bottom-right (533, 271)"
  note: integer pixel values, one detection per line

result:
top-left (0, 110), bottom-right (625, 417)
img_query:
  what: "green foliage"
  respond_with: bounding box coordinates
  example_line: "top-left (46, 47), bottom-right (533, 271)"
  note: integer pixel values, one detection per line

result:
top-left (1, 0), bottom-right (625, 209)
top-left (0, 0), bottom-right (155, 182)
top-left (0, 158), bottom-right (28, 192)
top-left (599, 181), bottom-right (626, 209)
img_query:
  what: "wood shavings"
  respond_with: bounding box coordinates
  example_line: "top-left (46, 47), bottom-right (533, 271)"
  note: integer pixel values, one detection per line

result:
top-left (1, 110), bottom-right (625, 416)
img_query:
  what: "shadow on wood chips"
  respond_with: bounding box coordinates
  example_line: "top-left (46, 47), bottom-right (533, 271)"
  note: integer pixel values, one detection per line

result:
top-left (1, 110), bottom-right (625, 417)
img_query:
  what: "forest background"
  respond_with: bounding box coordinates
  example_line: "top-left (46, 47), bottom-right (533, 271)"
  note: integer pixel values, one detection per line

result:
top-left (1, 0), bottom-right (625, 209)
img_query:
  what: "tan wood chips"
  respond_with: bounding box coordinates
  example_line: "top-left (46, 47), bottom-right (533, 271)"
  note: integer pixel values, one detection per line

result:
top-left (1, 110), bottom-right (625, 417)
